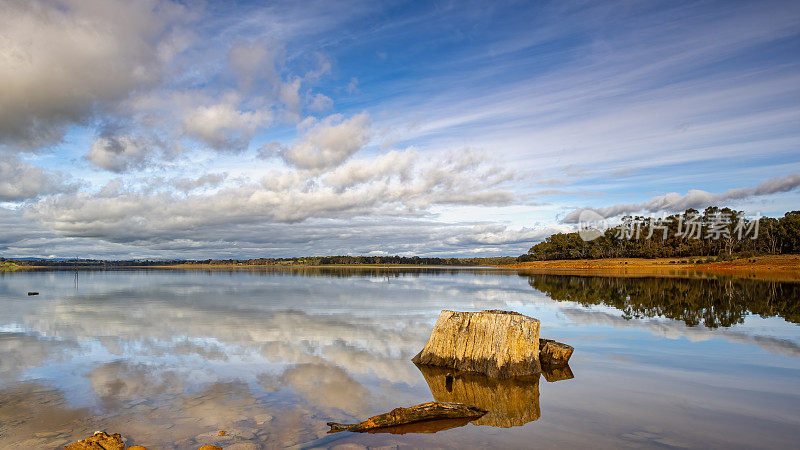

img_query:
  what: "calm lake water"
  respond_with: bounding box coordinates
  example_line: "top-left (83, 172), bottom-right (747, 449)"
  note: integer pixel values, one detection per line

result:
top-left (1, 269), bottom-right (798, 449)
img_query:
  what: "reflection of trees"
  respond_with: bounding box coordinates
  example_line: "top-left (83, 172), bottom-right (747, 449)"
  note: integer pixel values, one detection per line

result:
top-left (527, 274), bottom-right (800, 327)
top-left (202, 267), bottom-right (481, 278)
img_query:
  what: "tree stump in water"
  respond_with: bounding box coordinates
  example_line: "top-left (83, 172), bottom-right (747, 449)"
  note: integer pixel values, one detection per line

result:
top-left (412, 310), bottom-right (542, 378)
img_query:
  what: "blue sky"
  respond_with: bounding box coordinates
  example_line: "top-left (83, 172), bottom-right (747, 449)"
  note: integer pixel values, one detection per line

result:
top-left (0, 0), bottom-right (798, 258)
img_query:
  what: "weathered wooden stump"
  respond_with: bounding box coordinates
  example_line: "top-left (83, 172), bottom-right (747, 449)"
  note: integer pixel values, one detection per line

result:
top-left (412, 310), bottom-right (542, 378)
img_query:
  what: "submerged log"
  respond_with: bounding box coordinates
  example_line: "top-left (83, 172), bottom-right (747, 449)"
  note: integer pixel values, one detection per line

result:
top-left (327, 401), bottom-right (487, 433)
top-left (539, 338), bottom-right (574, 367)
top-left (416, 364), bottom-right (540, 427)
top-left (412, 310), bottom-right (541, 378)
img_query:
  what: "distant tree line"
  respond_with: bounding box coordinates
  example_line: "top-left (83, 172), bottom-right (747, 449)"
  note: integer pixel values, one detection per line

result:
top-left (2, 259), bottom-right (189, 268)
top-left (187, 255), bottom-right (517, 266)
top-left (1, 256), bottom-right (518, 267)
top-left (314, 255), bottom-right (516, 266)
top-left (520, 207), bottom-right (800, 261)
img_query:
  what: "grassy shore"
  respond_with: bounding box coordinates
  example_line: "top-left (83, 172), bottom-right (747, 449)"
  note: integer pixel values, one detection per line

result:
top-left (153, 263), bottom-right (466, 269)
top-left (500, 254), bottom-right (800, 281)
top-left (152, 255), bottom-right (800, 281)
top-left (0, 262), bottom-right (21, 272)
top-left (6, 255), bottom-right (798, 281)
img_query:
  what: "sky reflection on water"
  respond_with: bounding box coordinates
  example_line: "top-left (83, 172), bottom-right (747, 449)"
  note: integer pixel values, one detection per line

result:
top-left (0, 269), bottom-right (798, 449)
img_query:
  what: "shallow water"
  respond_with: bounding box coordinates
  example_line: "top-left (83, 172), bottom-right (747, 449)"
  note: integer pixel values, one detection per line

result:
top-left (0, 268), bottom-right (798, 449)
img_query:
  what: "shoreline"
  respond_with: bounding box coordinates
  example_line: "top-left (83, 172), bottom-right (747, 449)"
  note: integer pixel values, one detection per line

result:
top-left (500, 254), bottom-right (800, 282)
top-left (6, 255), bottom-right (799, 281)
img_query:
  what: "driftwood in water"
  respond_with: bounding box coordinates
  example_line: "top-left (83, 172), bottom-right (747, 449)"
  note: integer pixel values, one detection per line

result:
top-left (354, 417), bottom-right (475, 434)
top-left (412, 310), bottom-right (541, 378)
top-left (539, 338), bottom-right (574, 367)
top-left (416, 364), bottom-right (540, 427)
top-left (327, 401), bottom-right (487, 433)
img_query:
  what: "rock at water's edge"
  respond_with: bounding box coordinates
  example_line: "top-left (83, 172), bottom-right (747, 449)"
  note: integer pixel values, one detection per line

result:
top-left (539, 338), bottom-right (574, 367)
top-left (63, 431), bottom-right (141, 450)
top-left (412, 310), bottom-right (541, 378)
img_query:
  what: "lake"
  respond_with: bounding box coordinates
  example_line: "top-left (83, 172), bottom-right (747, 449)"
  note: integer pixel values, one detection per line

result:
top-left (1, 269), bottom-right (798, 449)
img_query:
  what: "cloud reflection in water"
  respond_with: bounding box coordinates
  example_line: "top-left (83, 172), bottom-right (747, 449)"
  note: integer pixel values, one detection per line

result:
top-left (0, 269), bottom-right (797, 448)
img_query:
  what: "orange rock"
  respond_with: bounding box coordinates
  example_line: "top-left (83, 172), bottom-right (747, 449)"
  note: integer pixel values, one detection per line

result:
top-left (539, 339), bottom-right (574, 366)
top-left (63, 431), bottom-right (126, 450)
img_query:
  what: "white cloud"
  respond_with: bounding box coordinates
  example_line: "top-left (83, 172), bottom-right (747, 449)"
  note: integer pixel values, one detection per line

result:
top-left (304, 53), bottom-right (332, 82)
top-left (171, 173), bottom-right (228, 193)
top-left (17, 146), bottom-right (520, 255)
top-left (182, 95), bottom-right (273, 151)
top-left (0, 155), bottom-right (76, 201)
top-left (563, 173), bottom-right (800, 222)
top-left (228, 40), bottom-right (282, 90)
top-left (278, 77), bottom-right (303, 119)
top-left (0, 0), bottom-right (190, 149)
top-left (444, 225), bottom-right (567, 246)
top-left (227, 41), bottom-right (333, 120)
top-left (307, 93), bottom-right (333, 113)
top-left (278, 112), bottom-right (371, 170)
top-left (346, 77), bottom-right (359, 95)
top-left (323, 149), bottom-right (417, 188)
top-left (85, 135), bottom-right (158, 172)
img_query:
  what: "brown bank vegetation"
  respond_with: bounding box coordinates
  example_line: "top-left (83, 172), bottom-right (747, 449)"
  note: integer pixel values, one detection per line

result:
top-left (502, 254), bottom-right (800, 281)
